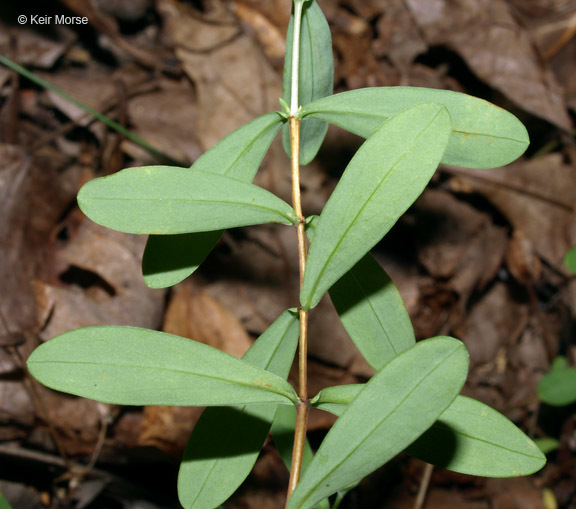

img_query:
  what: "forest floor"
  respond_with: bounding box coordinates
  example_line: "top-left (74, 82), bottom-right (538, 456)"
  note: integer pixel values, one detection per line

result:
top-left (0, 0), bottom-right (575, 508)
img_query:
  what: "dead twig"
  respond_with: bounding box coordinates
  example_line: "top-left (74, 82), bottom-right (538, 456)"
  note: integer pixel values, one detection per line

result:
top-left (414, 463), bottom-right (434, 509)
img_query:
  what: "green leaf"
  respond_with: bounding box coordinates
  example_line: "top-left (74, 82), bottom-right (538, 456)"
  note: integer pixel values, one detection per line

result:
top-left (300, 87), bottom-right (529, 169)
top-left (287, 337), bottom-right (469, 509)
top-left (143, 113), bottom-right (284, 288)
top-left (27, 326), bottom-right (298, 406)
top-left (538, 367), bottom-right (576, 406)
top-left (306, 215), bottom-right (414, 368)
top-left (179, 408), bottom-right (271, 508)
top-left (300, 103), bottom-right (451, 310)
top-left (178, 310), bottom-right (299, 509)
top-left (309, 383), bottom-right (363, 416)
top-left (564, 247), bottom-right (576, 275)
top-left (533, 438), bottom-right (560, 455)
top-left (0, 493), bottom-right (12, 509)
top-left (282, 0), bottom-right (333, 164)
top-left (329, 252), bottom-right (415, 370)
top-left (313, 387), bottom-right (545, 477)
top-left (142, 231), bottom-right (223, 289)
top-left (406, 396), bottom-right (545, 477)
top-left (550, 355), bottom-right (568, 372)
top-left (192, 113), bottom-right (285, 182)
top-left (78, 167), bottom-right (297, 235)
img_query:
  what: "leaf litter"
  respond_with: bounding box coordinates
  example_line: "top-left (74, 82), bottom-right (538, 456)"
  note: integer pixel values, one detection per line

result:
top-left (0, 0), bottom-right (575, 507)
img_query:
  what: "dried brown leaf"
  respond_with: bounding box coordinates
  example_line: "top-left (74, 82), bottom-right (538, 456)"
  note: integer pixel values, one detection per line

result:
top-left (0, 145), bottom-right (79, 334)
top-left (551, 40), bottom-right (576, 111)
top-left (340, 0), bottom-right (385, 19)
top-left (0, 333), bottom-right (26, 347)
top-left (462, 282), bottom-right (528, 366)
top-left (127, 83), bottom-right (203, 165)
top-left (163, 282), bottom-right (252, 357)
top-left (509, 0), bottom-right (574, 19)
top-left (506, 3), bottom-right (576, 108)
top-left (333, 29), bottom-right (388, 89)
top-left (157, 0), bottom-right (282, 150)
top-left (38, 66), bottom-right (148, 139)
top-left (450, 154), bottom-right (576, 265)
top-left (414, 190), bottom-right (507, 302)
top-left (97, 0), bottom-right (153, 22)
top-left (38, 220), bottom-right (164, 340)
top-left (506, 229), bottom-right (543, 284)
top-left (486, 478), bottom-right (546, 509)
top-left (139, 405), bottom-right (204, 457)
top-left (232, 1), bottom-right (287, 69)
top-left (231, 0), bottom-right (291, 32)
top-left (0, 376), bottom-right (34, 428)
top-left (0, 480), bottom-right (43, 509)
top-left (406, 0), bottom-right (572, 129)
top-left (58, 0), bottom-right (162, 68)
top-left (512, 326), bottom-right (549, 372)
top-left (0, 19), bottom-right (74, 68)
top-left (372, 0), bottom-right (428, 74)
top-left (387, 488), bottom-right (490, 509)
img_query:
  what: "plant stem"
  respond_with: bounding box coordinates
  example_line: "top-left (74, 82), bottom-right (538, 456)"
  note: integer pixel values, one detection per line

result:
top-left (286, 2), bottom-right (309, 501)
top-left (333, 491), bottom-right (346, 509)
top-left (287, 399), bottom-right (309, 495)
top-left (289, 118), bottom-right (306, 291)
top-left (290, 1), bottom-right (304, 115)
top-left (286, 115), bottom-right (310, 501)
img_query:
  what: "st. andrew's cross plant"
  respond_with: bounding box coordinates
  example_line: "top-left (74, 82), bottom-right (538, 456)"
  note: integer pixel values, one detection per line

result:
top-left (27, 1), bottom-right (545, 508)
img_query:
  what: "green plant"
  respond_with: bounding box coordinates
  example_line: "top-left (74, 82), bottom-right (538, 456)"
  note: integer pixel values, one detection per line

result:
top-left (538, 248), bottom-right (576, 409)
top-left (0, 492), bottom-right (12, 509)
top-left (539, 356), bottom-right (576, 408)
top-left (533, 249), bottom-right (576, 455)
top-left (27, 1), bottom-right (545, 507)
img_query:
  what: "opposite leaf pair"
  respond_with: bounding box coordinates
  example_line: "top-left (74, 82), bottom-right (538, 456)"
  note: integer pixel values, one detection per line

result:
top-left (25, 1), bottom-right (541, 507)
top-left (141, 85), bottom-right (529, 292)
top-left (27, 95), bottom-right (540, 509)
